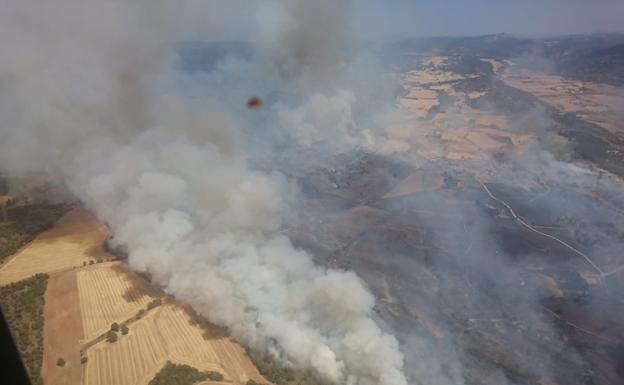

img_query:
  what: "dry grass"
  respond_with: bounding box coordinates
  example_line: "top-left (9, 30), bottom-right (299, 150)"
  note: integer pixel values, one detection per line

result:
top-left (0, 208), bottom-right (110, 285)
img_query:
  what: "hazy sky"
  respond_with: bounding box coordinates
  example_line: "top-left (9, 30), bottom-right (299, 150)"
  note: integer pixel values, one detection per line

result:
top-left (179, 0), bottom-right (624, 41)
top-left (355, 0), bottom-right (624, 38)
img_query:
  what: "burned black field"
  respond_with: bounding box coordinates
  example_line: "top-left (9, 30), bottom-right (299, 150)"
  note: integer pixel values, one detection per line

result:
top-left (283, 150), bottom-right (624, 385)
top-left (264, 35), bottom-right (624, 384)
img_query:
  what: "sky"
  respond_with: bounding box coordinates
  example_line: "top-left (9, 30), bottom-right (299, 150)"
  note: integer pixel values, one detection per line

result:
top-left (179, 0), bottom-right (624, 41)
top-left (354, 0), bottom-right (624, 38)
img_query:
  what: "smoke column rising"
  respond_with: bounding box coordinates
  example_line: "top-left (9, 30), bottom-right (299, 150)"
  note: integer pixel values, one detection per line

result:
top-left (0, 1), bottom-right (407, 385)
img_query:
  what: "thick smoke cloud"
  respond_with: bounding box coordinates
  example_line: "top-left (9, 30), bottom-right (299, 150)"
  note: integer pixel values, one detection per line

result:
top-left (277, 91), bottom-right (360, 151)
top-left (267, 0), bottom-right (351, 88)
top-left (0, 1), bottom-right (407, 385)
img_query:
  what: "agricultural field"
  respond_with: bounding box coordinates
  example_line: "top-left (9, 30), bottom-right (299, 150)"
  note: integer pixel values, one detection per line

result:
top-left (77, 263), bottom-right (156, 340)
top-left (0, 203), bottom-right (70, 264)
top-left (83, 303), bottom-right (269, 385)
top-left (41, 269), bottom-right (84, 385)
top-left (387, 55), bottom-right (533, 163)
top-left (0, 201), bottom-right (272, 385)
top-left (73, 247), bottom-right (267, 385)
top-left (502, 67), bottom-right (624, 135)
top-left (0, 208), bottom-right (111, 285)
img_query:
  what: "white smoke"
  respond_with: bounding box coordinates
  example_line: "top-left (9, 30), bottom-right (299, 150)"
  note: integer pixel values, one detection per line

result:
top-left (0, 1), bottom-right (407, 385)
top-left (277, 90), bottom-right (360, 151)
top-left (67, 126), bottom-right (405, 385)
top-left (263, 0), bottom-right (351, 88)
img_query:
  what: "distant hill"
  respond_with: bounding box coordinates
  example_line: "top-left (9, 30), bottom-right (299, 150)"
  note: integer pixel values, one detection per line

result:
top-left (554, 43), bottom-right (624, 85)
top-left (385, 33), bottom-right (624, 86)
top-left (174, 34), bottom-right (624, 86)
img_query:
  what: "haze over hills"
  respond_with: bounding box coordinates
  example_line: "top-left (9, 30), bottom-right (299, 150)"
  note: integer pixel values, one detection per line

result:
top-left (1, 2), bottom-right (624, 385)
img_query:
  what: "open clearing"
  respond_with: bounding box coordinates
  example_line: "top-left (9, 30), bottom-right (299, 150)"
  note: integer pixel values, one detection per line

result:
top-left (0, 208), bottom-right (110, 285)
top-left (77, 263), bottom-right (155, 340)
top-left (84, 303), bottom-right (269, 385)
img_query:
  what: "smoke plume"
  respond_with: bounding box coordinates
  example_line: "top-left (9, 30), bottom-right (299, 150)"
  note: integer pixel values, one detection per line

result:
top-left (0, 1), bottom-right (407, 385)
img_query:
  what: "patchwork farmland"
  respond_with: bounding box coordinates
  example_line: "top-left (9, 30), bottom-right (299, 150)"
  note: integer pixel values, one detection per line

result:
top-left (83, 304), bottom-right (268, 385)
top-left (0, 205), bottom-right (272, 385)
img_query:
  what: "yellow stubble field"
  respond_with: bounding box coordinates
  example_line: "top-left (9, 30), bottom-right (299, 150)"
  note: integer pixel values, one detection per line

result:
top-left (77, 263), bottom-right (154, 340)
top-left (83, 303), bottom-right (269, 385)
top-left (0, 208), bottom-right (110, 285)
top-left (77, 261), bottom-right (268, 385)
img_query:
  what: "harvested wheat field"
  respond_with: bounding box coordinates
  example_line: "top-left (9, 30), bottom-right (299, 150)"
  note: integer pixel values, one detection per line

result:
top-left (77, 263), bottom-right (156, 340)
top-left (83, 303), bottom-right (269, 385)
top-left (398, 96), bottom-right (439, 118)
top-left (0, 208), bottom-right (111, 285)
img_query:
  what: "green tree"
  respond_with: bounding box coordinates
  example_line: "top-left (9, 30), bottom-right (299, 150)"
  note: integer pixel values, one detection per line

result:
top-left (148, 361), bottom-right (223, 385)
top-left (121, 325), bottom-right (129, 335)
top-left (56, 357), bottom-right (66, 367)
top-left (106, 330), bottom-right (118, 343)
top-left (207, 371), bottom-right (224, 381)
top-left (110, 322), bottom-right (120, 332)
top-left (147, 298), bottom-right (162, 310)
